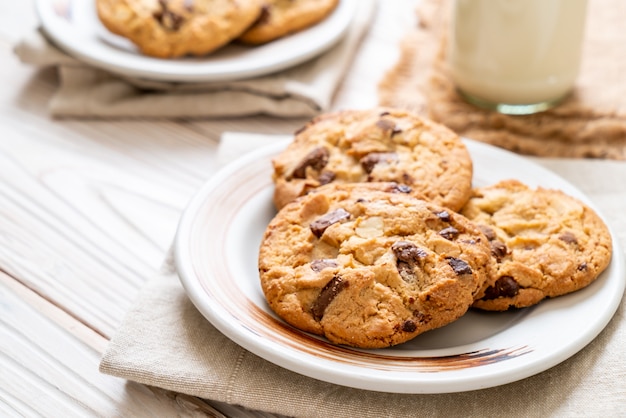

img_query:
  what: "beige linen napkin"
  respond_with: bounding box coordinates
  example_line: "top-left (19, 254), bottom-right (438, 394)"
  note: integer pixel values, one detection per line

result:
top-left (100, 132), bottom-right (626, 418)
top-left (13, 1), bottom-right (374, 119)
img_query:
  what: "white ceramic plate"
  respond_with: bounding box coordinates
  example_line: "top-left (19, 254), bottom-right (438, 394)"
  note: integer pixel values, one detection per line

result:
top-left (175, 139), bottom-right (625, 394)
top-left (36, 0), bottom-right (358, 82)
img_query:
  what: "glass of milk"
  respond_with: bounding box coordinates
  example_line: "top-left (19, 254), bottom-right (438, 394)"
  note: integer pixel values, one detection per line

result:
top-left (447, 0), bottom-right (588, 115)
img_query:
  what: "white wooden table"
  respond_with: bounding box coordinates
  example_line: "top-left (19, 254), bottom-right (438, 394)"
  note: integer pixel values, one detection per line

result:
top-left (0, 1), bottom-right (419, 415)
top-left (2, 1), bottom-right (626, 417)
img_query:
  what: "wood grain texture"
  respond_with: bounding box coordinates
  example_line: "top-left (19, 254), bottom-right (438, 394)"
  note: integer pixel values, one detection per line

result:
top-left (0, 0), bottom-right (419, 415)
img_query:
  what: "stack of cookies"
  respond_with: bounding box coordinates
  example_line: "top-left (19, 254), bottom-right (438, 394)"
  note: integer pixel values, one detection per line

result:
top-left (258, 108), bottom-right (613, 349)
top-left (96, 0), bottom-right (340, 58)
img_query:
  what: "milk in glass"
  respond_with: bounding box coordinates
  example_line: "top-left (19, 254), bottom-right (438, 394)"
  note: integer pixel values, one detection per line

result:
top-left (447, 0), bottom-right (588, 114)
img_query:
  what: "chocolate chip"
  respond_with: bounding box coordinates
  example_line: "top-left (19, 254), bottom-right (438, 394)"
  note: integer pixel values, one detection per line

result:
top-left (311, 259), bottom-right (338, 272)
top-left (387, 183), bottom-right (412, 193)
top-left (154, 0), bottom-right (185, 31)
top-left (401, 320), bottom-right (417, 333)
top-left (577, 262), bottom-right (588, 271)
top-left (414, 311), bottom-right (427, 322)
top-left (482, 276), bottom-right (520, 300)
top-left (446, 257), bottom-right (473, 275)
top-left (439, 226), bottom-right (459, 240)
top-left (392, 241), bottom-right (427, 263)
top-left (478, 225), bottom-right (497, 241)
top-left (558, 231), bottom-right (578, 245)
top-left (396, 262), bottom-right (414, 282)
top-left (254, 4), bottom-right (272, 26)
top-left (292, 147), bottom-right (330, 179)
top-left (311, 276), bottom-right (349, 320)
top-left (359, 152), bottom-right (399, 174)
top-left (310, 208), bottom-right (351, 238)
top-left (317, 170), bottom-right (335, 185)
top-left (490, 241), bottom-right (508, 261)
top-left (375, 118), bottom-right (402, 136)
top-left (385, 181), bottom-right (413, 193)
top-left (392, 241), bottom-right (427, 282)
top-left (435, 210), bottom-right (451, 222)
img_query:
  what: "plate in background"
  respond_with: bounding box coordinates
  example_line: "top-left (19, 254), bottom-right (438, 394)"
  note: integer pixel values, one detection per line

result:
top-left (36, 0), bottom-right (358, 82)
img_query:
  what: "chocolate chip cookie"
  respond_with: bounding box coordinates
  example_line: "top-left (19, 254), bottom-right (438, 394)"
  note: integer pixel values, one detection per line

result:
top-left (96, 0), bottom-right (264, 58)
top-left (238, 0), bottom-right (339, 45)
top-left (271, 108), bottom-right (474, 212)
top-left (258, 183), bottom-right (493, 348)
top-left (461, 180), bottom-right (613, 311)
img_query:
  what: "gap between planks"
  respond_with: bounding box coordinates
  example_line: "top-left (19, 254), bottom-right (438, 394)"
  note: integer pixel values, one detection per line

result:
top-left (0, 269), bottom-right (110, 354)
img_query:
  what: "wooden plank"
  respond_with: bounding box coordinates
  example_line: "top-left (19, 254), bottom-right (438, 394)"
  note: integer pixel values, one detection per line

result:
top-left (0, 43), bottom-right (216, 336)
top-left (0, 271), bottom-right (229, 417)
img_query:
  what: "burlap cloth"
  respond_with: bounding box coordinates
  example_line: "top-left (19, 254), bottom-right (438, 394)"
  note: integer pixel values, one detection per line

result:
top-left (379, 0), bottom-right (626, 160)
top-left (13, 1), bottom-right (374, 119)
